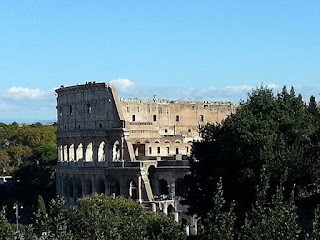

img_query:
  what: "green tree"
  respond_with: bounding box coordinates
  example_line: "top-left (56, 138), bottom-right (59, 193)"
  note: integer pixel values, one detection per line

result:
top-left (25, 197), bottom-right (72, 240)
top-left (200, 178), bottom-right (237, 240)
top-left (0, 207), bottom-right (15, 240)
top-left (69, 194), bottom-right (186, 240)
top-left (185, 86), bottom-right (320, 219)
top-left (241, 174), bottom-right (302, 240)
top-left (33, 195), bottom-right (49, 236)
top-left (0, 150), bottom-right (12, 175)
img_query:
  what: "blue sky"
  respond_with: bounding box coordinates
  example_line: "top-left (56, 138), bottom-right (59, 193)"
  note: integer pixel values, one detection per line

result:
top-left (0, 0), bottom-right (319, 123)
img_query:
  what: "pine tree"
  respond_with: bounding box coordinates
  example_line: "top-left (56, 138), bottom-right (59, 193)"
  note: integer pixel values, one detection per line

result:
top-left (201, 178), bottom-right (237, 240)
top-left (0, 207), bottom-right (15, 240)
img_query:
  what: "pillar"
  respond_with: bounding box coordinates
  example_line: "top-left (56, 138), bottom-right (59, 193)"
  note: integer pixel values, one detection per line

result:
top-left (151, 203), bottom-right (156, 213)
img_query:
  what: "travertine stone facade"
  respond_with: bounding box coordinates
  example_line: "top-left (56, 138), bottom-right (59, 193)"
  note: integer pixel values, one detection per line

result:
top-left (55, 82), bottom-right (235, 225)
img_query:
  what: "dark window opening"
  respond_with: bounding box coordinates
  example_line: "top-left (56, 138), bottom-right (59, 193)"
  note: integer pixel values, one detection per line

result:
top-left (176, 148), bottom-right (179, 155)
top-left (132, 115), bottom-right (136, 121)
top-left (70, 105), bottom-right (73, 115)
top-left (99, 123), bottom-right (102, 128)
top-left (176, 115), bottom-right (179, 121)
top-left (153, 115), bottom-right (157, 121)
top-left (167, 147), bottom-right (170, 154)
top-left (78, 125), bottom-right (81, 129)
top-left (87, 104), bottom-right (91, 114)
top-left (149, 147), bottom-right (152, 154)
top-left (165, 129), bottom-right (168, 133)
top-left (188, 129), bottom-right (191, 133)
top-left (157, 147), bottom-right (160, 154)
top-left (200, 115), bottom-right (204, 121)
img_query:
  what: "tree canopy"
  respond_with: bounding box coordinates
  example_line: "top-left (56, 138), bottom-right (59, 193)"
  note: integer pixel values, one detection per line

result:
top-left (69, 194), bottom-right (186, 240)
top-left (185, 86), bottom-right (320, 218)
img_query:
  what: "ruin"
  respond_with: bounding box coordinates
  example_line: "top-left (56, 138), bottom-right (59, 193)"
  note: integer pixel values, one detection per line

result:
top-left (55, 82), bottom-right (236, 233)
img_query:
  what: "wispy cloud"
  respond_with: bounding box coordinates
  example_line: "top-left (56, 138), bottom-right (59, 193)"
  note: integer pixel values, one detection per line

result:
top-left (2, 87), bottom-right (55, 100)
top-left (110, 81), bottom-right (286, 103)
top-left (110, 79), bottom-right (135, 93)
top-left (109, 80), bottom-right (320, 104)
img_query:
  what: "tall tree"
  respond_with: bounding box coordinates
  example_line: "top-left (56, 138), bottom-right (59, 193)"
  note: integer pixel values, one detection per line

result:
top-left (69, 194), bottom-right (186, 240)
top-left (185, 86), bottom-right (320, 218)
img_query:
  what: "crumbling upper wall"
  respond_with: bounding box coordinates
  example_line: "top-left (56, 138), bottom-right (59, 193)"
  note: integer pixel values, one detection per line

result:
top-left (119, 97), bottom-right (236, 139)
top-left (55, 82), bottom-right (124, 132)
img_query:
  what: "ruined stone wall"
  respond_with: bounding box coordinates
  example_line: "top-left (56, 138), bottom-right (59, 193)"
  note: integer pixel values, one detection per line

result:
top-left (55, 82), bottom-right (235, 209)
top-left (119, 98), bottom-right (236, 157)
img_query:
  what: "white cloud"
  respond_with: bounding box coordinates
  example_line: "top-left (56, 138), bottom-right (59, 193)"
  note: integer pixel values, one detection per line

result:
top-left (3, 87), bottom-right (51, 100)
top-left (110, 79), bottom-right (135, 93)
top-left (111, 81), bottom-right (314, 104)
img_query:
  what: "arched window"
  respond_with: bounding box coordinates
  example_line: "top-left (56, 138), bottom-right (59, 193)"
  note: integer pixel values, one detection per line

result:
top-left (69, 144), bottom-right (74, 161)
top-left (98, 141), bottom-right (105, 162)
top-left (159, 179), bottom-right (169, 195)
top-left (84, 178), bottom-right (92, 195)
top-left (113, 141), bottom-right (121, 161)
top-left (85, 143), bottom-right (93, 162)
top-left (63, 145), bottom-right (68, 161)
top-left (129, 180), bottom-right (137, 200)
top-left (75, 178), bottom-right (82, 198)
top-left (97, 179), bottom-right (105, 194)
top-left (58, 145), bottom-right (63, 161)
top-left (76, 143), bottom-right (83, 161)
top-left (109, 179), bottom-right (120, 196)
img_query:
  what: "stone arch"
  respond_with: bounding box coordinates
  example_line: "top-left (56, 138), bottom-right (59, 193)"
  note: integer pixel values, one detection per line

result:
top-left (63, 145), bottom-right (68, 161)
top-left (128, 180), bottom-right (138, 200)
top-left (85, 143), bottom-right (93, 162)
top-left (76, 143), bottom-right (83, 161)
top-left (98, 141), bottom-right (105, 162)
top-left (97, 178), bottom-right (105, 194)
top-left (109, 179), bottom-right (120, 196)
top-left (75, 178), bottom-right (82, 199)
top-left (164, 140), bottom-right (171, 144)
top-left (58, 145), bottom-right (63, 161)
top-left (159, 179), bottom-right (169, 195)
top-left (168, 204), bottom-right (175, 214)
top-left (175, 140), bottom-right (181, 143)
top-left (84, 178), bottom-right (93, 195)
top-left (175, 178), bottom-right (187, 196)
top-left (148, 165), bottom-right (157, 195)
top-left (145, 140), bottom-right (150, 143)
top-left (112, 140), bottom-right (121, 161)
top-left (63, 176), bottom-right (68, 196)
top-left (69, 144), bottom-right (75, 161)
top-left (69, 178), bottom-right (74, 198)
top-left (155, 140), bottom-right (160, 143)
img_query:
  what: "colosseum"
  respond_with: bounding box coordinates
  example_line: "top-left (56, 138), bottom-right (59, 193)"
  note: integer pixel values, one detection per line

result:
top-left (55, 81), bottom-right (235, 226)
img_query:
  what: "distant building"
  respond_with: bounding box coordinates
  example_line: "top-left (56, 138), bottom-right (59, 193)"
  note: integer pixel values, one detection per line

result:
top-left (55, 82), bottom-right (235, 232)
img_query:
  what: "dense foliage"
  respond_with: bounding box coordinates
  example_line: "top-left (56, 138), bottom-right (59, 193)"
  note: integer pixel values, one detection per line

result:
top-left (185, 86), bottom-right (320, 239)
top-left (185, 86), bottom-right (320, 217)
top-left (0, 122), bottom-right (56, 175)
top-left (0, 122), bottom-right (57, 222)
top-left (1, 194), bottom-right (186, 240)
top-left (70, 194), bottom-right (186, 240)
